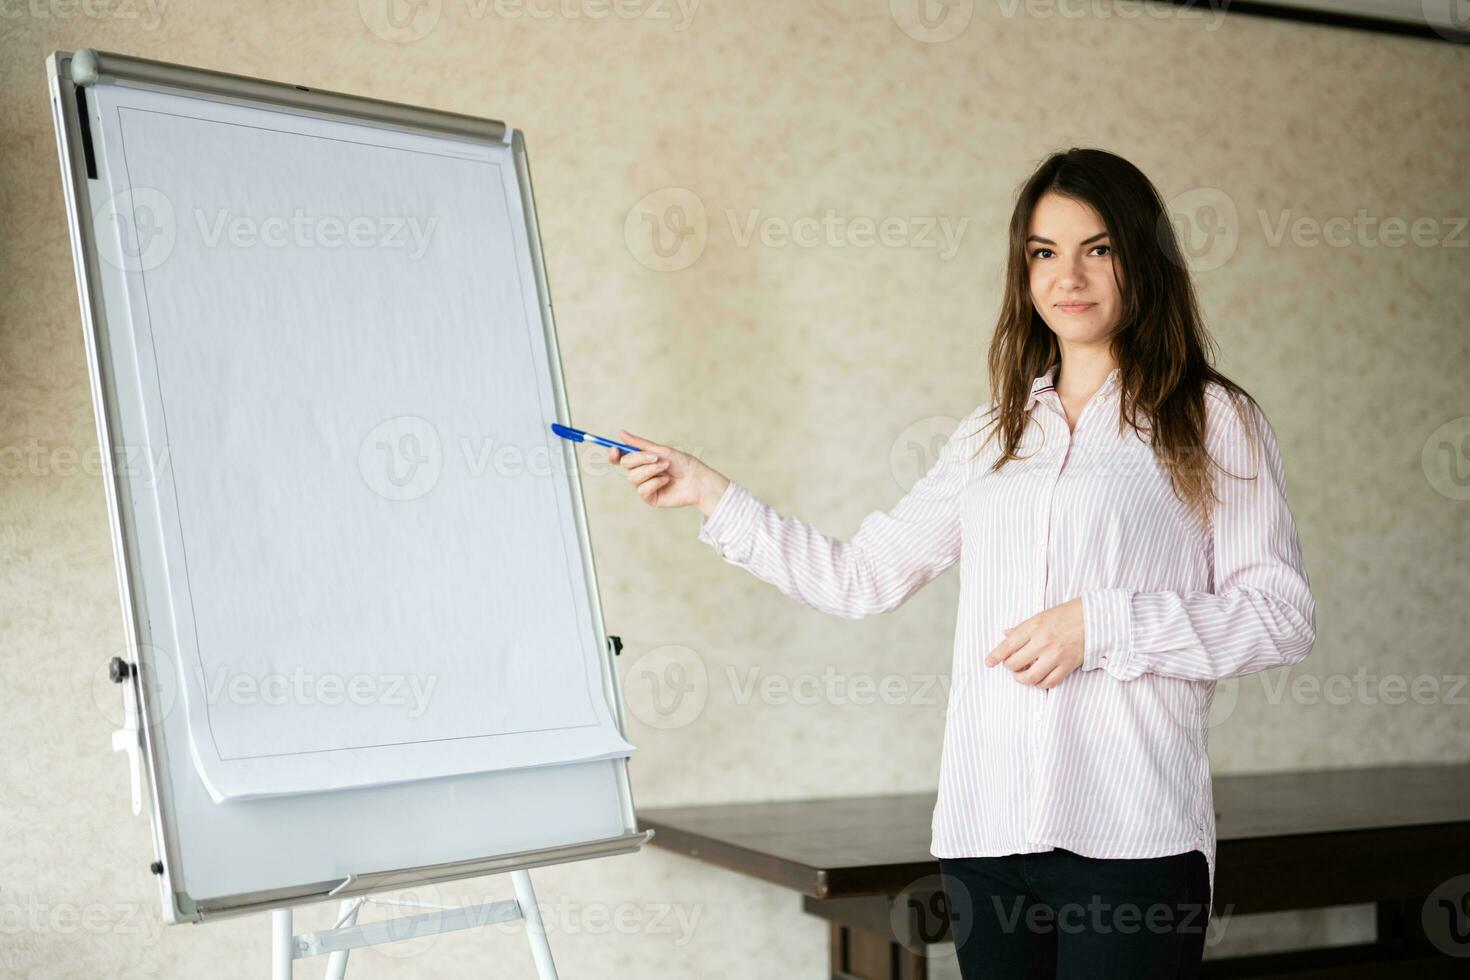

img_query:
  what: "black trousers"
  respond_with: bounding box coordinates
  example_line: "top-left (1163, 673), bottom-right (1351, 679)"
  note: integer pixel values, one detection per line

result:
top-left (937, 847), bottom-right (1210, 979)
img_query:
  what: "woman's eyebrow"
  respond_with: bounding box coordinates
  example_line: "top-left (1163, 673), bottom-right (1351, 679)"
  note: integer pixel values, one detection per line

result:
top-left (1025, 231), bottom-right (1110, 246)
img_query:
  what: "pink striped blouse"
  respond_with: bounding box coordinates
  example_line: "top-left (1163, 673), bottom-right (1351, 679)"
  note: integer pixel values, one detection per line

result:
top-left (695, 364), bottom-right (1316, 918)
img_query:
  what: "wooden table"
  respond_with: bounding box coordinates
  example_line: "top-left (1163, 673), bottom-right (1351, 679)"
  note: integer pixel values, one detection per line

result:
top-left (639, 763), bottom-right (1470, 979)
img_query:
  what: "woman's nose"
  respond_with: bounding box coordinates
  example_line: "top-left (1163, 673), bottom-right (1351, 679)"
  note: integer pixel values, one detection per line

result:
top-left (1058, 261), bottom-right (1087, 289)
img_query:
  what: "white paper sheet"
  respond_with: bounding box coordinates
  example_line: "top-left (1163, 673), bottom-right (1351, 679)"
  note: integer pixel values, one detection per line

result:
top-left (91, 85), bottom-right (632, 802)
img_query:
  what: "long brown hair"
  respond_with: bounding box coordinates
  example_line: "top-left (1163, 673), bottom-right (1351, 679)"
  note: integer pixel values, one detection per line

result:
top-left (978, 147), bottom-right (1257, 524)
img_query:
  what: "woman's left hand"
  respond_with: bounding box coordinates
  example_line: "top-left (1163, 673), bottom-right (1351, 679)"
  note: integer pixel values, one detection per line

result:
top-left (984, 597), bottom-right (1086, 689)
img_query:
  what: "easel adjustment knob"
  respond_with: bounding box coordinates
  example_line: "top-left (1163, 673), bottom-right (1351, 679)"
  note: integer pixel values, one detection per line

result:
top-left (109, 657), bottom-right (133, 683)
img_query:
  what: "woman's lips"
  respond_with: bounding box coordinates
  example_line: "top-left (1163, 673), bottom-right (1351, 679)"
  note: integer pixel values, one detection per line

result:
top-left (1056, 303), bottom-right (1096, 314)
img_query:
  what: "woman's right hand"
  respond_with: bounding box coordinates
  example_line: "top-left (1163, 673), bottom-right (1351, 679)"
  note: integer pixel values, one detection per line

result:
top-left (606, 429), bottom-right (730, 517)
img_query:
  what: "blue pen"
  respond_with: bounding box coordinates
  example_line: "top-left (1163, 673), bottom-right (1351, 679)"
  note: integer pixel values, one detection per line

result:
top-left (550, 423), bottom-right (645, 455)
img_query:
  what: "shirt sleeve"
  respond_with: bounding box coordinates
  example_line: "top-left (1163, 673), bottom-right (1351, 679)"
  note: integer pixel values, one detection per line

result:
top-left (695, 410), bottom-right (984, 620)
top-left (1080, 393), bottom-right (1316, 682)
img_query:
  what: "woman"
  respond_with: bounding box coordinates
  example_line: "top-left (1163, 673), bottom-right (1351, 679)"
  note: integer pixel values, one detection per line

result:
top-left (606, 148), bottom-right (1316, 978)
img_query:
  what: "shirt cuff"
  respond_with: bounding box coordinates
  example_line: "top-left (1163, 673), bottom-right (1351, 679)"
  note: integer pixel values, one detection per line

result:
top-left (1082, 588), bottom-right (1134, 678)
top-left (696, 480), bottom-right (761, 560)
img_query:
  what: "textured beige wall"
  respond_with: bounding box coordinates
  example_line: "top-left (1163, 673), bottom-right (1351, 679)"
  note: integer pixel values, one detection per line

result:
top-left (3, 1), bottom-right (1468, 976)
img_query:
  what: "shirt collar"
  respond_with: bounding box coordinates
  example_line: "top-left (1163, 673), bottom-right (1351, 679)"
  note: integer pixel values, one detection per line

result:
top-left (1025, 364), bottom-right (1122, 410)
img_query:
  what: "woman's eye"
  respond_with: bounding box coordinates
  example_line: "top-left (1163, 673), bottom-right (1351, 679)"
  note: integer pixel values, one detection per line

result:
top-left (1029, 245), bottom-right (1110, 259)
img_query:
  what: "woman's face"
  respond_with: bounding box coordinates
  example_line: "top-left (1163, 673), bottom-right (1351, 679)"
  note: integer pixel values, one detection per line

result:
top-left (1026, 192), bottom-right (1123, 349)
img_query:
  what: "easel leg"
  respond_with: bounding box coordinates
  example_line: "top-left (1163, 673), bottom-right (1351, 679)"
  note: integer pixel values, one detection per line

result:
top-left (512, 869), bottom-right (560, 980)
top-left (273, 908), bottom-right (293, 980)
top-left (324, 899), bottom-right (362, 979)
